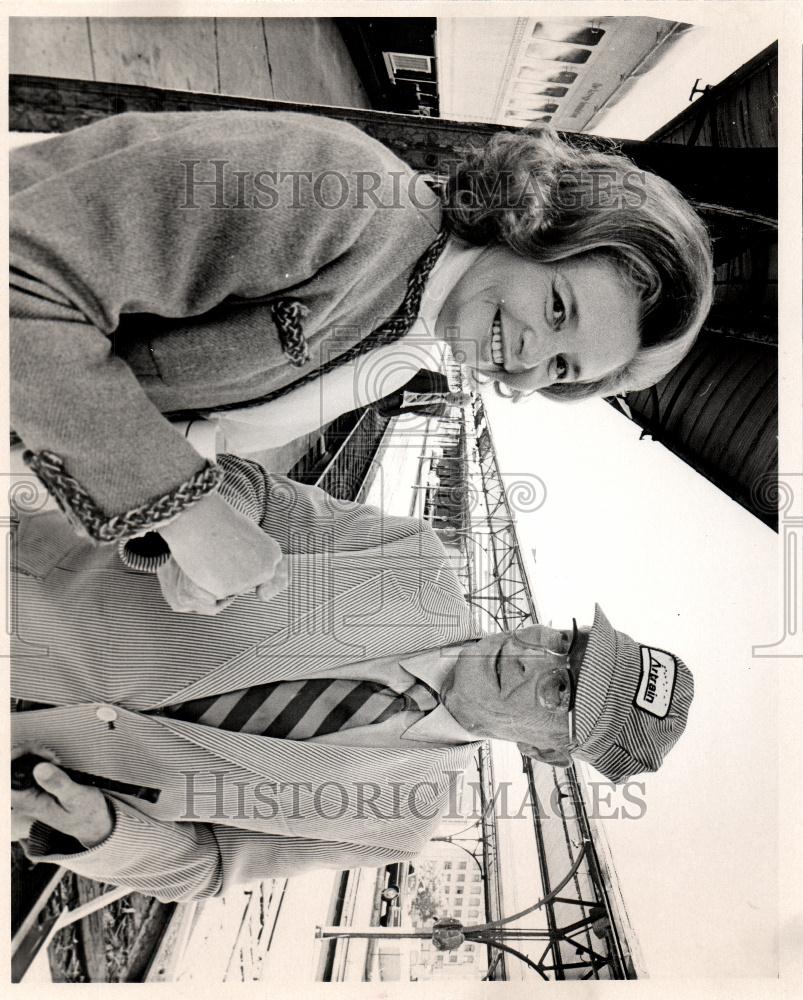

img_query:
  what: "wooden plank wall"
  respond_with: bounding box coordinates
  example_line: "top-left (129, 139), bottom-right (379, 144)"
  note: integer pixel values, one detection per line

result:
top-left (9, 17), bottom-right (370, 109)
top-left (620, 45), bottom-right (779, 528)
top-left (712, 237), bottom-right (777, 336)
top-left (623, 336), bottom-right (777, 529)
top-left (648, 43), bottom-right (778, 147)
top-left (648, 45), bottom-right (779, 338)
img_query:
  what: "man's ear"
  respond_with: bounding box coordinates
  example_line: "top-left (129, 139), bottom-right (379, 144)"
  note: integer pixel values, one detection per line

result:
top-left (517, 743), bottom-right (574, 768)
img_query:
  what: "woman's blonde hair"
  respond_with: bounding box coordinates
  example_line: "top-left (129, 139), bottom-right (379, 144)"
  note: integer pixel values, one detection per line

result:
top-left (442, 127), bottom-right (714, 400)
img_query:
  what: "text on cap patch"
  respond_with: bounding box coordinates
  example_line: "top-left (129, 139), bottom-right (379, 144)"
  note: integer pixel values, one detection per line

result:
top-left (635, 647), bottom-right (677, 718)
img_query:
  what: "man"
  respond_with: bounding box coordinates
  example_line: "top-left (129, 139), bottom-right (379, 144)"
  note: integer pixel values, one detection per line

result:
top-left (11, 456), bottom-right (693, 902)
top-left (371, 368), bottom-right (470, 420)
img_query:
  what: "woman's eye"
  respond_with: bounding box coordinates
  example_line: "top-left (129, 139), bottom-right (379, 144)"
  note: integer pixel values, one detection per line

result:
top-left (552, 286), bottom-right (566, 327)
top-left (555, 355), bottom-right (568, 381)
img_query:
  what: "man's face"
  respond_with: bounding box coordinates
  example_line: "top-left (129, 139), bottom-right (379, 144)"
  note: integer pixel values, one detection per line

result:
top-left (440, 624), bottom-right (582, 756)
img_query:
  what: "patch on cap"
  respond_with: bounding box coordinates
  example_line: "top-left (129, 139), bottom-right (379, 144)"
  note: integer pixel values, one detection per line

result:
top-left (635, 647), bottom-right (677, 718)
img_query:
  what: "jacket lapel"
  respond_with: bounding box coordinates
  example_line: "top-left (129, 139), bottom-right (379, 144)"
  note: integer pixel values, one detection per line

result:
top-left (153, 562), bottom-right (418, 706)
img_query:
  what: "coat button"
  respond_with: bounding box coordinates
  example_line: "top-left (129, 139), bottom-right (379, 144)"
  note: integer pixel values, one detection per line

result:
top-left (96, 705), bottom-right (118, 724)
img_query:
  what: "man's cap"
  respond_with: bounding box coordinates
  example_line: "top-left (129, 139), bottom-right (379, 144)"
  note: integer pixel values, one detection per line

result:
top-left (572, 604), bottom-right (694, 783)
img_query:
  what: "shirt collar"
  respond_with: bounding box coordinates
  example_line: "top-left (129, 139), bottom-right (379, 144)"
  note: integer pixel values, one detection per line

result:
top-left (397, 646), bottom-right (479, 745)
top-left (419, 236), bottom-right (484, 328)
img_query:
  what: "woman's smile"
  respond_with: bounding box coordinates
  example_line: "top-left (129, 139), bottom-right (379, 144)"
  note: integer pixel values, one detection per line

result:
top-left (489, 310), bottom-right (505, 368)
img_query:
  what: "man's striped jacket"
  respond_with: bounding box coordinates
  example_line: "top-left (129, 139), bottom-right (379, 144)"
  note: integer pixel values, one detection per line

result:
top-left (12, 456), bottom-right (482, 902)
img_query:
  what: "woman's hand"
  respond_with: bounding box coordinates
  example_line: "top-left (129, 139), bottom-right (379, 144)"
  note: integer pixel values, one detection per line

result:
top-left (11, 762), bottom-right (114, 849)
top-left (157, 492), bottom-right (289, 614)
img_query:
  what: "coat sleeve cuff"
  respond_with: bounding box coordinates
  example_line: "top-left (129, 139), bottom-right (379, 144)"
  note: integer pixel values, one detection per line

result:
top-left (116, 453), bottom-right (267, 573)
top-left (23, 449), bottom-right (224, 543)
top-left (25, 806), bottom-right (118, 863)
top-left (22, 798), bottom-right (151, 872)
top-left (21, 798), bottom-right (219, 901)
top-left (117, 532), bottom-right (172, 573)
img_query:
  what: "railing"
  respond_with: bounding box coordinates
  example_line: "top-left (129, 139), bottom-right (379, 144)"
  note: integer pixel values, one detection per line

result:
top-left (314, 408), bottom-right (390, 501)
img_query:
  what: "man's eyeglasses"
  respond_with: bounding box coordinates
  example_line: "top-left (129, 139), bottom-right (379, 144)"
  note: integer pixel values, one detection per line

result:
top-left (513, 618), bottom-right (578, 749)
top-left (513, 619), bottom-right (578, 660)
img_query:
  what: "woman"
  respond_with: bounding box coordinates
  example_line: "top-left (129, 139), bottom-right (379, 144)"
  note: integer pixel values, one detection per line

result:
top-left (10, 110), bottom-right (712, 612)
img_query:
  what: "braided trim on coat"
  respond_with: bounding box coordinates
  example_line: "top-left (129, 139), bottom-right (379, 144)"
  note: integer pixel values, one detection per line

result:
top-left (270, 299), bottom-right (311, 367)
top-left (23, 449), bottom-right (223, 543)
top-left (171, 229), bottom-right (449, 419)
top-left (253, 230), bottom-right (448, 405)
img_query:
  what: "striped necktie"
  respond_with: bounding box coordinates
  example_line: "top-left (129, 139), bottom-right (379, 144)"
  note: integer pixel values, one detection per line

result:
top-left (156, 677), bottom-right (438, 740)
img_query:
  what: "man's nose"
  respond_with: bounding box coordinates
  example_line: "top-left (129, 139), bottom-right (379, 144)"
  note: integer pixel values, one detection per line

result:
top-left (536, 667), bottom-right (572, 711)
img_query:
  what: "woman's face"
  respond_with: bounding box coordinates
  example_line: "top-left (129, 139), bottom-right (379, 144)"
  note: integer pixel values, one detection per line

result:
top-left (435, 247), bottom-right (641, 395)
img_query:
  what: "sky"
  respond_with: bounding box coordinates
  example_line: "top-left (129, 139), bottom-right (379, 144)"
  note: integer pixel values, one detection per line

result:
top-left (592, 12), bottom-right (780, 139)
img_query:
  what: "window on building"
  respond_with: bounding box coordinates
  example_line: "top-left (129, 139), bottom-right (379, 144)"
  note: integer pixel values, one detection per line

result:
top-left (471, 873), bottom-right (481, 882)
top-left (517, 84), bottom-right (568, 98)
top-left (519, 67), bottom-right (578, 85)
top-left (449, 954), bottom-right (458, 963)
top-left (546, 70), bottom-right (577, 85)
top-left (508, 101), bottom-right (559, 115)
top-left (465, 944), bottom-right (475, 953)
top-left (504, 113), bottom-right (552, 124)
top-left (456, 887), bottom-right (464, 895)
top-left (470, 886), bottom-right (482, 895)
top-left (456, 873), bottom-right (465, 882)
top-left (532, 22), bottom-right (605, 47)
top-left (468, 908), bottom-right (480, 919)
top-left (549, 85), bottom-right (570, 99)
top-left (443, 861), bottom-right (452, 869)
top-left (382, 52), bottom-right (435, 83)
top-left (458, 861), bottom-right (467, 869)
